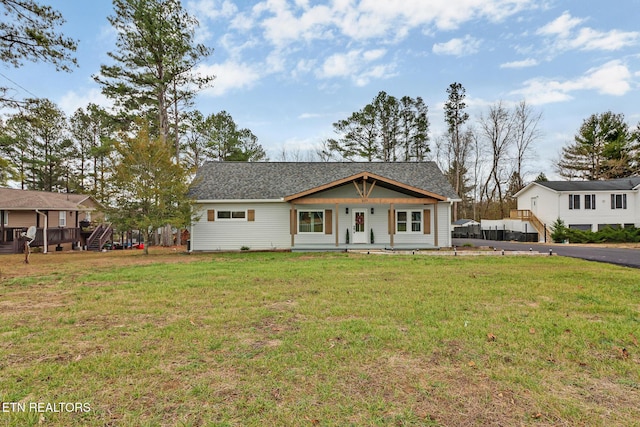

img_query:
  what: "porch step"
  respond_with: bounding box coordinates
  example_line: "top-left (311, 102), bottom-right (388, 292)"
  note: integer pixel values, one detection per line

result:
top-left (0, 243), bottom-right (17, 254)
top-left (87, 240), bottom-right (102, 251)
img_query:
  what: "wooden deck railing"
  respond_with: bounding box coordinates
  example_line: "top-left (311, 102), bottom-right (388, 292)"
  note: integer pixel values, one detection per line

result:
top-left (39, 228), bottom-right (79, 247)
top-left (509, 209), bottom-right (551, 242)
top-left (9, 227), bottom-right (81, 253)
top-left (86, 223), bottom-right (113, 251)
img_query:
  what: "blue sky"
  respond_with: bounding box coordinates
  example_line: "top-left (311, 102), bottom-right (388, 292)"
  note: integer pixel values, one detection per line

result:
top-left (2, 0), bottom-right (640, 180)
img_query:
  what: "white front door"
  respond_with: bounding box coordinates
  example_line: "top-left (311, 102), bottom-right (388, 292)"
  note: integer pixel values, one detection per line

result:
top-left (352, 210), bottom-right (367, 244)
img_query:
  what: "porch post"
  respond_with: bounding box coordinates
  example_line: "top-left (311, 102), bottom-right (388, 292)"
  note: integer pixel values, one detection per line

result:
top-left (290, 205), bottom-right (295, 248)
top-left (389, 203), bottom-right (394, 248)
top-left (335, 203), bottom-right (339, 247)
top-left (434, 203), bottom-right (439, 247)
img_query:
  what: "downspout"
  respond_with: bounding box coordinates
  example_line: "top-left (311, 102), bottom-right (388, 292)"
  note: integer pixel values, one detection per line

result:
top-left (35, 209), bottom-right (48, 254)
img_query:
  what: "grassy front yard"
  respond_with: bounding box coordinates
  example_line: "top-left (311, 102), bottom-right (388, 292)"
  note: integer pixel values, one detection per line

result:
top-left (1, 250), bottom-right (639, 426)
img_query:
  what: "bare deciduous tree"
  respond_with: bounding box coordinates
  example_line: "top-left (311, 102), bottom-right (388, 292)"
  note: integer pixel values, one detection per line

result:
top-left (478, 101), bottom-right (514, 218)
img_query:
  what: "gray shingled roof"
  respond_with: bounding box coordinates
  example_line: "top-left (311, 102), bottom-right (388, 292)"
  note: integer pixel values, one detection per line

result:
top-left (536, 177), bottom-right (640, 192)
top-left (190, 162), bottom-right (460, 201)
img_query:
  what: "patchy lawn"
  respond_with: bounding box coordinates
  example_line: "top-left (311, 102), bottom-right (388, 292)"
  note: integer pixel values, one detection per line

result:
top-left (1, 250), bottom-right (639, 426)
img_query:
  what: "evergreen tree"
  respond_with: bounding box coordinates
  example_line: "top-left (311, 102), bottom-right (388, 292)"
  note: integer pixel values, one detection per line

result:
top-left (328, 91), bottom-right (430, 162)
top-left (557, 112), bottom-right (636, 180)
top-left (109, 121), bottom-right (194, 254)
top-left (68, 104), bottom-right (117, 201)
top-left (0, 0), bottom-right (77, 105)
top-left (94, 0), bottom-right (214, 154)
top-left (2, 98), bottom-right (71, 191)
top-left (0, 115), bottom-right (30, 188)
top-left (443, 82), bottom-right (471, 221)
top-left (534, 172), bottom-right (548, 182)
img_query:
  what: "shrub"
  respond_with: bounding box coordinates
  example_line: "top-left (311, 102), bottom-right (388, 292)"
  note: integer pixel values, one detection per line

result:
top-left (553, 223), bottom-right (640, 244)
top-left (551, 218), bottom-right (567, 243)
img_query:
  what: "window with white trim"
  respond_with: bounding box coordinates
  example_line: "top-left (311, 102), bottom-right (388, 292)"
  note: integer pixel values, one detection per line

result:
top-left (59, 211), bottom-right (66, 227)
top-left (611, 194), bottom-right (627, 210)
top-left (397, 210), bottom-right (421, 233)
top-left (2, 211), bottom-right (7, 226)
top-left (584, 194), bottom-right (596, 210)
top-left (298, 211), bottom-right (324, 233)
top-left (217, 210), bottom-right (246, 220)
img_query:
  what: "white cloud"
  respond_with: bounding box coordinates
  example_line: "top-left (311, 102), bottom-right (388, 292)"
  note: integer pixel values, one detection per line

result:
top-left (362, 49), bottom-right (386, 62)
top-left (536, 11), bottom-right (583, 38)
top-left (317, 49), bottom-right (394, 85)
top-left (319, 51), bottom-right (360, 79)
top-left (246, 0), bottom-right (538, 47)
top-left (571, 27), bottom-right (640, 51)
top-left (354, 64), bottom-right (397, 87)
top-left (298, 112), bottom-right (322, 119)
top-left (58, 89), bottom-right (112, 116)
top-left (574, 60), bottom-right (632, 95)
top-left (432, 35), bottom-right (481, 56)
top-left (187, 0), bottom-right (238, 20)
top-left (198, 61), bottom-right (261, 96)
top-left (291, 58), bottom-right (316, 78)
top-left (511, 60), bottom-right (634, 105)
top-left (256, 0), bottom-right (335, 47)
top-left (500, 58), bottom-right (538, 68)
top-left (537, 11), bottom-right (639, 53)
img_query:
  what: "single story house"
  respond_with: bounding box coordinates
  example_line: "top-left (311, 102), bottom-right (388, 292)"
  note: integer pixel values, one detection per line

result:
top-left (0, 188), bottom-right (109, 254)
top-left (189, 162), bottom-right (460, 251)
top-left (482, 177), bottom-right (640, 242)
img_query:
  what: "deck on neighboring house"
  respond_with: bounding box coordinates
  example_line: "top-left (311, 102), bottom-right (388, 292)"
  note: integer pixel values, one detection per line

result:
top-left (0, 224), bottom-right (113, 254)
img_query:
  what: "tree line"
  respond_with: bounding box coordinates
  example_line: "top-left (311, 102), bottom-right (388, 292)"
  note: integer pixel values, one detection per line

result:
top-left (322, 84), bottom-right (640, 220)
top-left (0, 0), bottom-right (267, 251)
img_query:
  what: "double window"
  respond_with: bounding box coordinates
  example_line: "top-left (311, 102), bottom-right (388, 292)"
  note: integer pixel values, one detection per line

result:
top-left (298, 211), bottom-right (324, 233)
top-left (584, 194), bottom-right (596, 210)
top-left (206, 209), bottom-right (254, 222)
top-left (611, 194), bottom-right (627, 210)
top-left (217, 210), bottom-right (246, 220)
top-left (568, 194), bottom-right (580, 210)
top-left (397, 210), bottom-right (421, 233)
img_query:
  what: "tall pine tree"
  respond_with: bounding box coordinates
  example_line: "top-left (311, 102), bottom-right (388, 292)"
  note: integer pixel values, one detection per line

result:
top-left (94, 0), bottom-right (214, 155)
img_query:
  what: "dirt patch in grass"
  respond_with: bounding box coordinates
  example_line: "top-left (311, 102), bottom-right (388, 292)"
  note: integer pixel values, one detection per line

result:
top-left (0, 246), bottom-right (199, 281)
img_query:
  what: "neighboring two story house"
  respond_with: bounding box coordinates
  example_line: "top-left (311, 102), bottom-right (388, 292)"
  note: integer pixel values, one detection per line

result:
top-left (515, 178), bottom-right (640, 232)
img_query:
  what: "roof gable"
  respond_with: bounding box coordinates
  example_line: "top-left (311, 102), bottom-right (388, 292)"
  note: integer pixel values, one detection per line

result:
top-left (283, 171), bottom-right (447, 202)
top-left (190, 162), bottom-right (459, 201)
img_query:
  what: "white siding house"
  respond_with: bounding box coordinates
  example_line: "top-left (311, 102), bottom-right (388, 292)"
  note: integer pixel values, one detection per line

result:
top-left (189, 162), bottom-right (460, 251)
top-left (513, 178), bottom-right (640, 236)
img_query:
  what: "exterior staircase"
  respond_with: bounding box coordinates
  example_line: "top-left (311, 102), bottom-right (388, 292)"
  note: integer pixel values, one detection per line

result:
top-left (509, 210), bottom-right (551, 242)
top-left (86, 224), bottom-right (113, 251)
top-left (0, 242), bottom-right (15, 254)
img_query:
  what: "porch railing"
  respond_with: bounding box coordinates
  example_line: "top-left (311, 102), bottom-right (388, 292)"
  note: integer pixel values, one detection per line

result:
top-left (509, 209), bottom-right (550, 242)
top-left (9, 227), bottom-right (81, 253)
top-left (86, 223), bottom-right (113, 251)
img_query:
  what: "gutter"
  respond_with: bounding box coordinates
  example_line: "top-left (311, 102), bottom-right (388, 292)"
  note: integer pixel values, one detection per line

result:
top-left (195, 199), bottom-right (285, 203)
top-left (35, 209), bottom-right (48, 254)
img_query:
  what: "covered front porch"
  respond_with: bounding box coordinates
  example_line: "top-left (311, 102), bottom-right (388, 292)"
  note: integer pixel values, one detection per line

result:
top-left (286, 172), bottom-right (452, 250)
